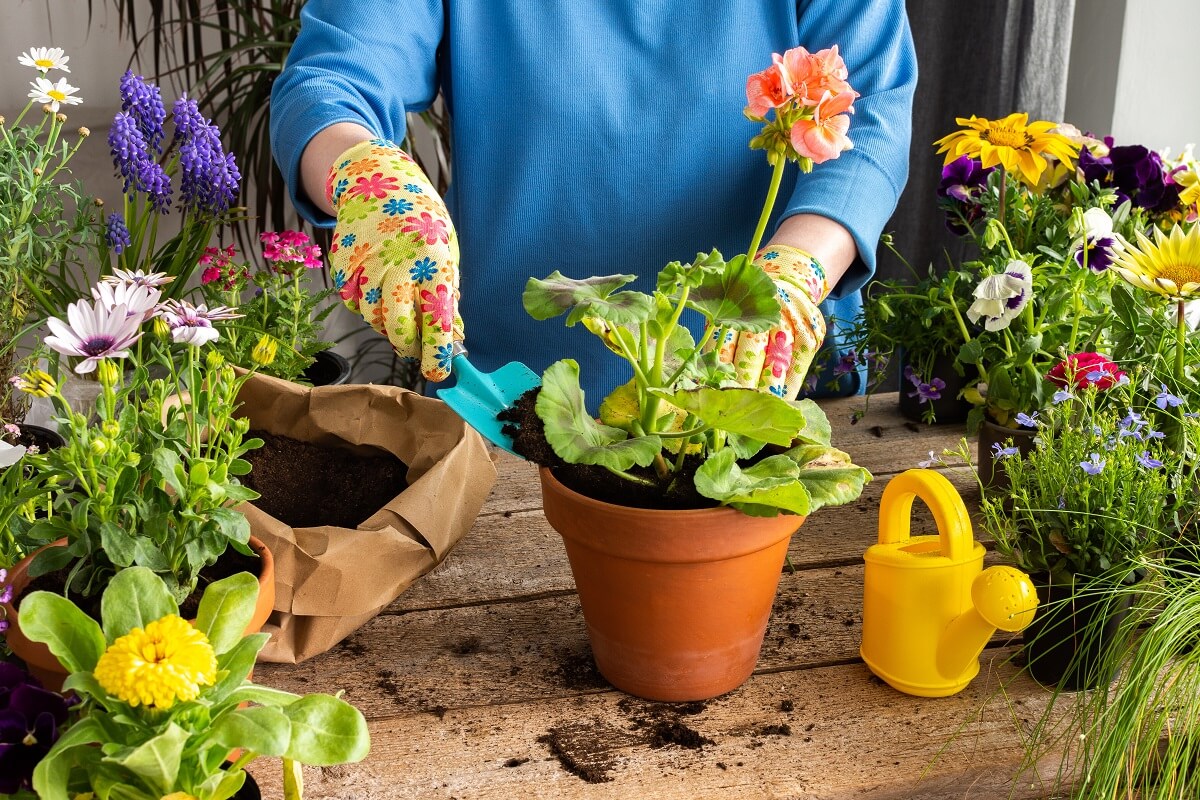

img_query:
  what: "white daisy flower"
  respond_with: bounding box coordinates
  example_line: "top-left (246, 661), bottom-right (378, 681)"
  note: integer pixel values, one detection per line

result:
top-left (17, 46), bottom-right (70, 73)
top-left (45, 298), bottom-right (144, 374)
top-left (28, 76), bottom-right (82, 112)
top-left (966, 260), bottom-right (1033, 332)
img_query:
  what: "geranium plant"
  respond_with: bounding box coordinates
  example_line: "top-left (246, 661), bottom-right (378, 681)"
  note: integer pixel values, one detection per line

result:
top-left (20, 567), bottom-right (369, 800)
top-left (3, 272), bottom-right (268, 604)
top-left (198, 230), bottom-right (337, 381)
top-left (517, 46), bottom-right (870, 517)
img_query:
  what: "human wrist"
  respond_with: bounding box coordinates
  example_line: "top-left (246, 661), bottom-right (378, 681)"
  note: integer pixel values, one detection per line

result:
top-left (768, 213), bottom-right (857, 291)
top-left (300, 121), bottom-right (375, 217)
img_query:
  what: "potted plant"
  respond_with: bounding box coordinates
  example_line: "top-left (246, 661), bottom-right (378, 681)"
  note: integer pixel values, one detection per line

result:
top-left (976, 377), bottom-right (1172, 691)
top-left (198, 231), bottom-right (343, 384)
top-left (504, 46), bottom-right (872, 702)
top-left (0, 657), bottom-right (73, 798)
top-left (0, 273), bottom-right (275, 689)
top-left (19, 566), bottom-right (370, 800)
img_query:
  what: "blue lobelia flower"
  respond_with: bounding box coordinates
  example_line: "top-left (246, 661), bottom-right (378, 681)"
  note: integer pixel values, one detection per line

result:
top-left (1079, 453), bottom-right (1106, 475)
top-left (1155, 384), bottom-right (1184, 410)
top-left (1015, 411), bottom-right (1039, 428)
top-left (991, 443), bottom-right (1020, 458)
top-left (1137, 451), bottom-right (1164, 469)
top-left (1052, 389), bottom-right (1074, 404)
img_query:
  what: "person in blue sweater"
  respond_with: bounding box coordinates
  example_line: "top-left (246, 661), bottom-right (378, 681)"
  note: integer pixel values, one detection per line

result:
top-left (270, 0), bottom-right (916, 402)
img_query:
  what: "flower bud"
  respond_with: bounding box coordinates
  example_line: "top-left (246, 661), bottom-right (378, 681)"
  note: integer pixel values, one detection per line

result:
top-left (102, 420), bottom-right (121, 438)
top-left (205, 350), bottom-right (226, 372)
top-left (42, 105), bottom-right (54, 115)
top-left (95, 359), bottom-right (120, 387)
top-left (78, 126), bottom-right (90, 138)
top-left (126, 452), bottom-right (141, 469)
top-left (153, 316), bottom-right (172, 341)
top-left (189, 462), bottom-right (210, 487)
top-left (90, 438), bottom-right (109, 456)
top-left (15, 369), bottom-right (56, 398)
top-left (251, 334), bottom-right (278, 367)
top-left (55, 113), bottom-right (67, 124)
top-left (93, 198), bottom-right (105, 207)
top-left (0, 115), bottom-right (5, 126)
top-left (32, 168), bottom-right (42, 177)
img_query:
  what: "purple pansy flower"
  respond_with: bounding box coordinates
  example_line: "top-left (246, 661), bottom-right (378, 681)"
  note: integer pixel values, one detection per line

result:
top-left (937, 156), bottom-right (994, 235)
top-left (0, 662), bottom-right (73, 794)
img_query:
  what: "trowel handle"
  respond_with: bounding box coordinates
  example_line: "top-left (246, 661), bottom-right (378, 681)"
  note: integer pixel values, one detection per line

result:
top-left (877, 469), bottom-right (974, 564)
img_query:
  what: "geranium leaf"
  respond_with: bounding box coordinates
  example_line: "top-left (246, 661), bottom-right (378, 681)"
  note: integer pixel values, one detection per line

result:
top-left (537, 360), bottom-right (662, 469)
top-left (657, 388), bottom-right (806, 446)
top-left (789, 399), bottom-right (832, 447)
top-left (694, 449), bottom-right (811, 517)
top-left (523, 271), bottom-right (654, 327)
top-left (785, 447), bottom-right (872, 512)
top-left (686, 253), bottom-right (781, 332)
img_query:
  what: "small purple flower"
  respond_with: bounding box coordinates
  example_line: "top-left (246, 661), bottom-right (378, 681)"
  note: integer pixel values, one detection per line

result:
top-left (1145, 429), bottom-right (1166, 441)
top-left (118, 69), bottom-right (166, 154)
top-left (1121, 410), bottom-right (1147, 430)
top-left (917, 450), bottom-right (939, 468)
top-left (1155, 384), bottom-right (1184, 410)
top-left (1086, 367), bottom-right (1114, 383)
top-left (1079, 141), bottom-right (1181, 214)
top-left (908, 377), bottom-right (946, 403)
top-left (1052, 389), bottom-right (1074, 404)
top-left (174, 96), bottom-right (240, 215)
top-left (1073, 235), bottom-right (1120, 273)
top-left (833, 349), bottom-right (859, 377)
top-left (1057, 495), bottom-right (1066, 509)
top-left (937, 155), bottom-right (995, 235)
top-left (1015, 411), bottom-right (1039, 428)
top-left (105, 212), bottom-right (131, 255)
top-left (903, 364), bottom-right (918, 384)
top-left (0, 662), bottom-right (72, 794)
top-left (108, 111), bottom-right (172, 212)
top-left (991, 443), bottom-right (1020, 459)
top-left (1080, 453), bottom-right (1106, 475)
top-left (1137, 451), bottom-right (1164, 469)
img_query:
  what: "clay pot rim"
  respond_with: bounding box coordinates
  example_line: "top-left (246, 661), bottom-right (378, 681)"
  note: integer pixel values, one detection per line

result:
top-left (539, 466), bottom-right (804, 522)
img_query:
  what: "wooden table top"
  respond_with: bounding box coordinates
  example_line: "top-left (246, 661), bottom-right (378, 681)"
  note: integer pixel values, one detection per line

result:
top-left (249, 394), bottom-right (1075, 799)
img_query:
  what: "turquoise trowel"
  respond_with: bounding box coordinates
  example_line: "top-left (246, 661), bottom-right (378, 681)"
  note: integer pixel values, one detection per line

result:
top-left (436, 342), bottom-right (540, 458)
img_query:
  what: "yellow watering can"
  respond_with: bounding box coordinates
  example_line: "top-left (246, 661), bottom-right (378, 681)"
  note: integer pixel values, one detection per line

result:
top-left (860, 469), bottom-right (1038, 697)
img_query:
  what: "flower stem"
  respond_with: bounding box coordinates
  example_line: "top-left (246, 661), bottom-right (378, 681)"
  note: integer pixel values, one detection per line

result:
top-left (1176, 299), bottom-right (1187, 388)
top-left (746, 156), bottom-right (787, 263)
top-left (998, 167), bottom-right (1008, 229)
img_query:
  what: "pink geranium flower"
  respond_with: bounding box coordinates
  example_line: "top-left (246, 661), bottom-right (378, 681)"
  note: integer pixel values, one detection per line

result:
top-left (403, 212), bottom-right (450, 246)
top-left (1045, 352), bottom-right (1127, 390)
top-left (781, 45), bottom-right (852, 105)
top-left (745, 62), bottom-right (789, 119)
top-left (420, 284), bottom-right (456, 332)
top-left (789, 90), bottom-right (855, 164)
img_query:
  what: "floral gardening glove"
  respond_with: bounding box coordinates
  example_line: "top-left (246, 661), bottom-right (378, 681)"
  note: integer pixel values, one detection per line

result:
top-left (326, 139), bottom-right (462, 382)
top-left (712, 244), bottom-right (830, 400)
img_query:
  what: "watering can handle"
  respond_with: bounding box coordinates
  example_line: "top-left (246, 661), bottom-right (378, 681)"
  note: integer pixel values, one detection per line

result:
top-left (877, 469), bottom-right (975, 564)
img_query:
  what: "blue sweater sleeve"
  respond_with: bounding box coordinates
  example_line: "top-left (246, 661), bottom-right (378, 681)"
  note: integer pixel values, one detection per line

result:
top-left (269, 0), bottom-right (443, 227)
top-left (785, 0), bottom-right (917, 298)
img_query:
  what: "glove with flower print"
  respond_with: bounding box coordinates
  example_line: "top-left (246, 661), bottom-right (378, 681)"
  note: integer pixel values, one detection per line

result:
top-left (712, 244), bottom-right (830, 400)
top-left (326, 138), bottom-right (462, 382)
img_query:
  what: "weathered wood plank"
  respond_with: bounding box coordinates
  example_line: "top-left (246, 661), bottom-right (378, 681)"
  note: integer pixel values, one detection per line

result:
top-left (259, 562), bottom-right (1021, 721)
top-left (250, 650), bottom-right (1074, 800)
top-left (393, 466), bottom-right (985, 613)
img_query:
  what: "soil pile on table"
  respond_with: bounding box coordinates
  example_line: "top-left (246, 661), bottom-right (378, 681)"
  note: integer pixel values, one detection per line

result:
top-left (242, 431), bottom-right (408, 528)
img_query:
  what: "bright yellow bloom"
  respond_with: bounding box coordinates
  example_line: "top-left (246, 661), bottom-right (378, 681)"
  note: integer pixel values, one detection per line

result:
top-left (934, 113), bottom-right (1080, 186)
top-left (13, 369), bottom-right (57, 398)
top-left (251, 334), bottom-right (278, 367)
top-left (94, 615), bottom-right (217, 709)
top-left (1177, 170), bottom-right (1200, 210)
top-left (1112, 224), bottom-right (1200, 300)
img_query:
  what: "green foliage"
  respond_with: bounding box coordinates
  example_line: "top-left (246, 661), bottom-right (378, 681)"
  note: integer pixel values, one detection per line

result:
top-left (524, 249), bottom-right (870, 516)
top-left (23, 568), bottom-right (370, 800)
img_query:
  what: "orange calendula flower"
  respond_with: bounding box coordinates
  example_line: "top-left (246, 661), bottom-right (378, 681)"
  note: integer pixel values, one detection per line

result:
top-left (934, 113), bottom-right (1080, 186)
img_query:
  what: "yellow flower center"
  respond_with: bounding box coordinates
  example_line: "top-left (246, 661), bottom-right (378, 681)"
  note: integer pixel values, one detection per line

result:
top-left (1158, 263), bottom-right (1200, 288)
top-left (981, 123), bottom-right (1034, 150)
top-left (94, 615), bottom-right (217, 709)
top-left (47, 89), bottom-right (66, 102)
top-left (35, 58), bottom-right (55, 68)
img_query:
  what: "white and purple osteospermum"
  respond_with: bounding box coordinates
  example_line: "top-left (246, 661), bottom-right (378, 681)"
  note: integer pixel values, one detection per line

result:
top-left (157, 299), bottom-right (242, 347)
top-left (92, 280), bottom-right (161, 323)
top-left (0, 441), bottom-right (27, 469)
top-left (967, 261), bottom-right (1033, 332)
top-left (1071, 208), bottom-right (1124, 273)
top-left (101, 269), bottom-right (174, 289)
top-left (45, 298), bottom-right (143, 374)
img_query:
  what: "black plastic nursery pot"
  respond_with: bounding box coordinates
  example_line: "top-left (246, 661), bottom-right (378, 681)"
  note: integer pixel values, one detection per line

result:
top-left (897, 349), bottom-right (972, 425)
top-left (976, 420), bottom-right (1037, 490)
top-left (235, 772), bottom-right (261, 800)
top-left (1021, 576), bottom-right (1133, 692)
top-left (302, 349), bottom-right (352, 386)
top-left (14, 423), bottom-right (66, 453)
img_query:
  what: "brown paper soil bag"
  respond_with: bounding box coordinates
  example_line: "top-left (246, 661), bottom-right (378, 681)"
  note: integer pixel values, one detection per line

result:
top-left (234, 371), bottom-right (497, 663)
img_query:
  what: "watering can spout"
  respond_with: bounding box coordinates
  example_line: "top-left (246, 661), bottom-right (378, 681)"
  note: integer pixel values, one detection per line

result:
top-left (936, 566), bottom-right (1039, 680)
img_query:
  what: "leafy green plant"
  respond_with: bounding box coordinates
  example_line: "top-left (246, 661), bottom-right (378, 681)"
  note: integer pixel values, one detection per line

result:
top-left (522, 250), bottom-right (871, 517)
top-left (21, 567), bottom-right (370, 800)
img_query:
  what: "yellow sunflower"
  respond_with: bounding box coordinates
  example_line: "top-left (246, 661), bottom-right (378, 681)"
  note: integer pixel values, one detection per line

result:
top-left (94, 614), bottom-right (217, 709)
top-left (934, 113), bottom-right (1081, 186)
top-left (1112, 224), bottom-right (1200, 300)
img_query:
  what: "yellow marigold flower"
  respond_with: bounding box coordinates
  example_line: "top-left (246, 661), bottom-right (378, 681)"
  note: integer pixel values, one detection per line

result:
top-left (251, 334), bottom-right (278, 367)
top-left (1112, 224), bottom-right (1200, 300)
top-left (934, 113), bottom-right (1080, 186)
top-left (94, 614), bottom-right (217, 709)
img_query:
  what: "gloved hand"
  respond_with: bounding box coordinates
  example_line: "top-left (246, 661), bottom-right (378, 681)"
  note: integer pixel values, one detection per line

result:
top-left (326, 138), bottom-right (462, 382)
top-left (712, 244), bottom-right (830, 400)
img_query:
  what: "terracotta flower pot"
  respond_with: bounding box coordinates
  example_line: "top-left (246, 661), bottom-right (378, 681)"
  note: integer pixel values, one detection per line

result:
top-left (539, 467), bottom-right (803, 702)
top-left (976, 419), bottom-right (1037, 490)
top-left (1, 537), bottom-right (275, 692)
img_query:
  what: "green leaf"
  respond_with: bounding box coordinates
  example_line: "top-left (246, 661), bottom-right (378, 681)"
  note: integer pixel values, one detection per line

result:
top-left (153, 448), bottom-right (186, 496)
top-left (19, 591), bottom-right (107, 673)
top-left (789, 447), bottom-right (872, 512)
top-left (686, 253), bottom-right (781, 332)
top-left (523, 272), bottom-right (654, 327)
top-left (27, 544), bottom-right (75, 579)
top-left (789, 399), bottom-right (832, 447)
top-left (195, 572), bottom-right (259, 655)
top-left (210, 706), bottom-right (292, 757)
top-left (108, 723), bottom-right (190, 794)
top-left (32, 717), bottom-right (107, 800)
top-left (226, 683), bottom-right (304, 708)
top-left (536, 360), bottom-right (661, 469)
top-left (99, 521), bottom-right (136, 568)
top-left (694, 449), bottom-right (811, 516)
top-left (209, 633), bottom-right (271, 703)
top-left (283, 694), bottom-right (371, 766)
top-left (726, 433), bottom-right (767, 460)
top-left (101, 567), bottom-right (178, 643)
top-left (956, 338), bottom-right (984, 368)
top-left (658, 388), bottom-right (806, 447)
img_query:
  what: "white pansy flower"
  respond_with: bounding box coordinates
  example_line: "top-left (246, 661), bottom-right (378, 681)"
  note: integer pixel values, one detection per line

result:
top-left (17, 47), bottom-right (70, 73)
top-left (966, 260), bottom-right (1033, 332)
top-left (1072, 207), bottom-right (1114, 241)
top-left (28, 76), bottom-right (82, 112)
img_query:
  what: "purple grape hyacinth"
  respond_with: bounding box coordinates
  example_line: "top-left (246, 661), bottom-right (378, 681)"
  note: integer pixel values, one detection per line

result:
top-left (118, 69), bottom-right (166, 154)
top-left (105, 212), bottom-right (131, 255)
top-left (108, 111), bottom-right (171, 213)
top-left (173, 96), bottom-right (241, 215)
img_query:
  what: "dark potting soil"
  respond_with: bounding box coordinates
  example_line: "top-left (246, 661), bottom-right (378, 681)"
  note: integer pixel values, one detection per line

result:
top-left (499, 388), bottom-right (716, 510)
top-left (241, 431), bottom-right (408, 528)
top-left (21, 547), bottom-right (263, 623)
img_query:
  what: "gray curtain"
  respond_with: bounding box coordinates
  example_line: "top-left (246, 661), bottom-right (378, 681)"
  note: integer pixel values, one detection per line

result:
top-left (881, 0), bottom-right (1078, 284)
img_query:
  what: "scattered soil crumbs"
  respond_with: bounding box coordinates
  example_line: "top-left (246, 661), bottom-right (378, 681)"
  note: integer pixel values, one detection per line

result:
top-left (779, 699), bottom-right (795, 712)
top-left (757, 723), bottom-right (792, 737)
top-left (649, 720), bottom-right (713, 749)
top-left (539, 720), bottom-right (638, 784)
top-left (449, 635), bottom-right (484, 655)
top-left (545, 648), bottom-right (608, 691)
top-left (242, 431), bottom-right (408, 528)
top-left (375, 669), bottom-right (402, 699)
top-left (503, 758), bottom-right (529, 768)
